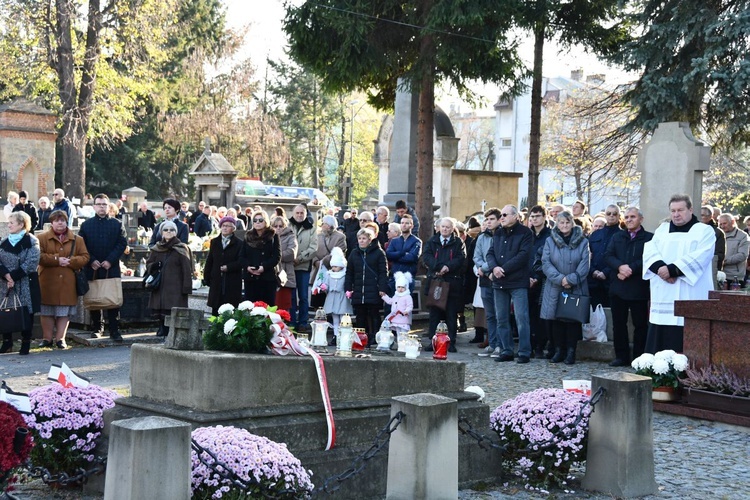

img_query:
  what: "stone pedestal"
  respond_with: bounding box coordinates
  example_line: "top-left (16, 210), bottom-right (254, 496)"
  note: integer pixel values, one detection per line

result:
top-left (386, 393), bottom-right (458, 500)
top-left (582, 372), bottom-right (657, 498)
top-left (637, 122), bottom-right (710, 232)
top-left (381, 80), bottom-right (419, 208)
top-left (104, 416), bottom-right (191, 500)
top-left (675, 291), bottom-right (750, 378)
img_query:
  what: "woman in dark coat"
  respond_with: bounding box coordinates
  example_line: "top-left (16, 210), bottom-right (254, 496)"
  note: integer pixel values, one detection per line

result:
top-left (240, 210), bottom-right (281, 306)
top-left (272, 215), bottom-right (297, 311)
top-left (146, 221), bottom-right (193, 337)
top-left (345, 228), bottom-right (389, 346)
top-left (0, 212), bottom-right (41, 355)
top-left (540, 211), bottom-right (591, 365)
top-left (422, 217), bottom-right (467, 352)
top-left (203, 216), bottom-right (243, 316)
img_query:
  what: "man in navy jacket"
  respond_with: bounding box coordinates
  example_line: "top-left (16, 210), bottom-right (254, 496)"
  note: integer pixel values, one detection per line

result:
top-left (386, 214), bottom-right (422, 288)
top-left (487, 204), bottom-right (533, 363)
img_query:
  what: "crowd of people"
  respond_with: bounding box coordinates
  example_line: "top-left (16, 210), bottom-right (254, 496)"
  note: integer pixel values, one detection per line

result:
top-left (0, 190), bottom-right (735, 365)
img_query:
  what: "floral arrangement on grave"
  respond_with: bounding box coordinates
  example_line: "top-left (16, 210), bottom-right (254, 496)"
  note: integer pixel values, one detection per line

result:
top-left (490, 388), bottom-right (591, 491)
top-left (631, 350), bottom-right (689, 389)
top-left (203, 301), bottom-right (293, 354)
top-left (0, 401), bottom-right (33, 493)
top-left (681, 363), bottom-right (750, 397)
top-left (24, 384), bottom-right (118, 478)
top-left (191, 425), bottom-right (314, 499)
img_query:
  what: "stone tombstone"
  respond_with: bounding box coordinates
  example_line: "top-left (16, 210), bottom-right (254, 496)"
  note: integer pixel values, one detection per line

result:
top-left (0, 98), bottom-right (57, 209)
top-left (121, 186), bottom-right (147, 214)
top-left (637, 122), bottom-right (711, 232)
top-left (188, 138), bottom-right (239, 208)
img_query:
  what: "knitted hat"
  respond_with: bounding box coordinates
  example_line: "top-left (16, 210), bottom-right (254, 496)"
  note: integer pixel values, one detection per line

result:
top-left (18, 190), bottom-right (28, 199)
top-left (160, 221), bottom-right (177, 234)
top-left (394, 271), bottom-right (412, 289)
top-left (219, 216), bottom-right (236, 227)
top-left (329, 247), bottom-right (346, 268)
top-left (322, 215), bottom-right (337, 228)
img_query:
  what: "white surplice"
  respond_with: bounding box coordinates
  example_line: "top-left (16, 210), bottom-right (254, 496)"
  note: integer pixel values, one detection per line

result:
top-left (643, 221), bottom-right (715, 326)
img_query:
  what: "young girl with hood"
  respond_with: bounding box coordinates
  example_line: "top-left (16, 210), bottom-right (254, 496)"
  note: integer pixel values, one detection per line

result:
top-left (315, 246), bottom-right (352, 344)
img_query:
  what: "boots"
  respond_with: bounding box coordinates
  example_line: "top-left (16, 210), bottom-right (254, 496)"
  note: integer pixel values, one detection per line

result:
top-left (564, 347), bottom-right (577, 365)
top-left (470, 327), bottom-right (485, 343)
top-left (550, 348), bottom-right (565, 363)
top-left (19, 341), bottom-right (30, 355)
top-left (457, 314), bottom-right (467, 333)
top-left (0, 333), bottom-right (12, 354)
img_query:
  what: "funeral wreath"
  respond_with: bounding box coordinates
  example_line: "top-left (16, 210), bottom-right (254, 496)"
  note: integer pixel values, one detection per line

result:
top-left (203, 301), bottom-right (292, 354)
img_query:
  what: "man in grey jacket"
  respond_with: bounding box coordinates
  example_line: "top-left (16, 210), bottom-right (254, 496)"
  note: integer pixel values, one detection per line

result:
top-left (290, 204), bottom-right (318, 332)
top-left (718, 213), bottom-right (749, 283)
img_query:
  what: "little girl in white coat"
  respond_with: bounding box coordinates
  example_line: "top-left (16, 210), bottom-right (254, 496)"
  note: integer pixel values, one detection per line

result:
top-left (316, 247), bottom-right (353, 343)
top-left (382, 271), bottom-right (413, 334)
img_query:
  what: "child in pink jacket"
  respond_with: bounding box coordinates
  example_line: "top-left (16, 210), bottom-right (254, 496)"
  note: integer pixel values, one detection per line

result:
top-left (382, 271), bottom-right (413, 335)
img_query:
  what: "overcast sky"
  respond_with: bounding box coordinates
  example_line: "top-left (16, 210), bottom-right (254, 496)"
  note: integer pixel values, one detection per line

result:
top-left (227, 0), bottom-right (635, 111)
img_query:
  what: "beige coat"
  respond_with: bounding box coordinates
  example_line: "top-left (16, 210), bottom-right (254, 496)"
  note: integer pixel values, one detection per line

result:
top-left (310, 229), bottom-right (347, 284)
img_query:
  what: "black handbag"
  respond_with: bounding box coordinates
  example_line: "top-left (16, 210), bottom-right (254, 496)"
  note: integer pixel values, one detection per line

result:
top-left (69, 238), bottom-right (89, 296)
top-left (555, 276), bottom-right (590, 323)
top-left (143, 253), bottom-right (169, 291)
top-left (0, 290), bottom-right (30, 334)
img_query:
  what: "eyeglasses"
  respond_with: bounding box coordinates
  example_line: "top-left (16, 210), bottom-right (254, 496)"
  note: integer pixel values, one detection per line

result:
top-left (272, 225), bottom-right (284, 228)
top-left (162, 228), bottom-right (176, 232)
top-left (253, 218), bottom-right (265, 223)
top-left (605, 212), bottom-right (618, 216)
top-left (500, 213), bottom-right (514, 218)
top-left (94, 203), bottom-right (108, 206)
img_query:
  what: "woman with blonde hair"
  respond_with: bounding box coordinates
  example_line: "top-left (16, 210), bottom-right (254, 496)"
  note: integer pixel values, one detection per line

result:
top-left (38, 210), bottom-right (90, 349)
top-left (0, 212), bottom-right (41, 355)
top-left (240, 210), bottom-right (281, 305)
top-left (271, 215), bottom-right (298, 310)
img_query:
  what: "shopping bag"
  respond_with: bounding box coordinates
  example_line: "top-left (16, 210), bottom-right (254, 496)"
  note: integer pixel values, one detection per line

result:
top-left (84, 271), bottom-right (123, 310)
top-left (425, 278), bottom-right (450, 310)
top-left (582, 304), bottom-right (608, 342)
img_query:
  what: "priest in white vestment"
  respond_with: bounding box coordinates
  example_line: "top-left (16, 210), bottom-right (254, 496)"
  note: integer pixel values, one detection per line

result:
top-left (643, 194), bottom-right (715, 352)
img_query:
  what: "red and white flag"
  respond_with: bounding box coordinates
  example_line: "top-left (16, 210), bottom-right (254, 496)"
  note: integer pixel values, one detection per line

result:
top-left (48, 362), bottom-right (90, 388)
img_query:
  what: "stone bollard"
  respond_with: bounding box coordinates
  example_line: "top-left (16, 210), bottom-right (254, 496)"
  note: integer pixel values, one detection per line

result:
top-left (582, 372), bottom-right (658, 497)
top-left (165, 307), bottom-right (209, 350)
top-left (386, 393), bottom-right (458, 500)
top-left (104, 416), bottom-right (192, 500)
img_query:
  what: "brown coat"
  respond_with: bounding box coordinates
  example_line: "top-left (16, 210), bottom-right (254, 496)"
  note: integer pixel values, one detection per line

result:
top-left (310, 229), bottom-right (347, 284)
top-left (146, 240), bottom-right (193, 313)
top-left (38, 229), bottom-right (90, 306)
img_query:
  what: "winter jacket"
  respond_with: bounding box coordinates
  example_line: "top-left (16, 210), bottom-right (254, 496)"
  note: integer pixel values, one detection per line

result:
top-left (137, 209), bottom-right (157, 230)
top-left (78, 214), bottom-right (127, 280)
top-left (38, 229), bottom-right (90, 306)
top-left (422, 233), bottom-right (466, 298)
top-left (587, 224), bottom-right (621, 292)
top-left (386, 234), bottom-right (422, 276)
top-left (393, 206), bottom-right (420, 234)
top-left (473, 230), bottom-right (494, 288)
top-left (529, 225), bottom-right (551, 280)
top-left (311, 229), bottom-right (347, 283)
top-left (343, 218), bottom-right (360, 257)
top-left (722, 227), bottom-right (750, 280)
top-left (345, 240), bottom-right (389, 305)
top-left (0, 233), bottom-right (41, 313)
top-left (290, 217), bottom-right (317, 271)
top-left (604, 227), bottom-right (653, 300)
top-left (193, 213), bottom-right (212, 238)
top-left (36, 207), bottom-right (52, 231)
top-left (13, 202), bottom-right (38, 231)
top-left (203, 234), bottom-right (243, 311)
top-left (486, 221), bottom-right (533, 290)
top-left (146, 239), bottom-right (193, 312)
top-left (383, 292), bottom-right (413, 329)
top-left (240, 228), bottom-right (281, 285)
top-left (150, 218), bottom-right (189, 246)
top-left (277, 227), bottom-right (298, 289)
top-left (540, 225), bottom-right (590, 320)
top-left (52, 198), bottom-right (73, 225)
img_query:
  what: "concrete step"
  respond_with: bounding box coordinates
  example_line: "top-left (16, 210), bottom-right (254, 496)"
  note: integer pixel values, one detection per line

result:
top-left (67, 328), bottom-right (166, 347)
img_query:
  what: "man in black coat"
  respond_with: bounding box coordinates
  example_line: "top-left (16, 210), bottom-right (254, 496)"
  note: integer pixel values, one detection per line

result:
top-left (486, 204), bottom-right (534, 363)
top-left (528, 205), bottom-right (552, 358)
top-left (78, 193), bottom-right (128, 341)
top-left (137, 202), bottom-right (157, 230)
top-left (605, 206), bottom-right (653, 366)
top-left (422, 217), bottom-right (466, 352)
top-left (13, 190), bottom-right (38, 230)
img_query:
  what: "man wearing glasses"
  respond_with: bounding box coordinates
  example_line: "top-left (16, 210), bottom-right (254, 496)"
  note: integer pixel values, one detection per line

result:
top-left (587, 204), bottom-right (623, 307)
top-left (79, 193), bottom-right (128, 341)
top-left (150, 199), bottom-right (189, 245)
top-left (486, 205), bottom-right (534, 363)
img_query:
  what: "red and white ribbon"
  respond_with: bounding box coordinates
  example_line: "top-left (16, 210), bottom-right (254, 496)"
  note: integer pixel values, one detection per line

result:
top-left (270, 328), bottom-right (336, 450)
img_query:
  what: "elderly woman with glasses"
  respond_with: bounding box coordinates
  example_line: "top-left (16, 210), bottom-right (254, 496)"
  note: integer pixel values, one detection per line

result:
top-left (145, 220), bottom-right (193, 337)
top-left (271, 215), bottom-right (298, 310)
top-left (203, 216), bottom-right (244, 316)
top-left (240, 210), bottom-right (281, 306)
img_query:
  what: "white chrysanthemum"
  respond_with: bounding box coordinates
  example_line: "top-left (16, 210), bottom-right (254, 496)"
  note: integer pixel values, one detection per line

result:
top-left (654, 349), bottom-right (676, 361)
top-left (632, 353), bottom-right (654, 371)
top-left (672, 354), bottom-right (689, 372)
top-left (652, 358), bottom-right (670, 375)
top-left (217, 303), bottom-right (235, 315)
top-left (238, 301), bottom-right (254, 311)
top-left (250, 307), bottom-right (269, 316)
top-left (223, 318), bottom-right (238, 334)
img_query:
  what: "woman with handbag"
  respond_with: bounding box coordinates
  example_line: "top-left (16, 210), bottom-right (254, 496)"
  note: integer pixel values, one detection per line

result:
top-left (345, 228), bottom-right (389, 346)
top-left (272, 215), bottom-right (297, 311)
top-left (38, 210), bottom-right (90, 349)
top-left (0, 212), bottom-right (41, 355)
top-left (146, 221), bottom-right (193, 337)
top-left (203, 216), bottom-right (243, 316)
top-left (239, 211), bottom-right (281, 306)
top-left (540, 210), bottom-right (591, 365)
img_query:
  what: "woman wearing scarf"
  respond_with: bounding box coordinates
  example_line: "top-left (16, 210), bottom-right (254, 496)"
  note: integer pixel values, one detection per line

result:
top-left (146, 220), bottom-right (193, 337)
top-left (0, 212), bottom-right (41, 354)
top-left (240, 210), bottom-right (281, 306)
top-left (38, 210), bottom-right (90, 349)
top-left (203, 216), bottom-right (243, 316)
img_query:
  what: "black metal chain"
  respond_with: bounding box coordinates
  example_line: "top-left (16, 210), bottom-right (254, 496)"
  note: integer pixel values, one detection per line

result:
top-left (460, 386), bottom-right (606, 455)
top-left (190, 411), bottom-right (405, 498)
top-left (23, 455), bottom-right (107, 486)
top-left (314, 410), bottom-right (404, 496)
